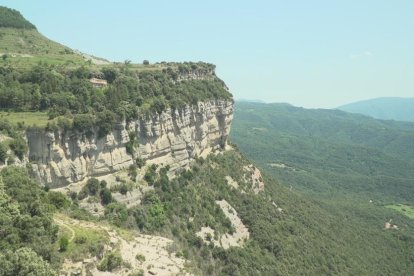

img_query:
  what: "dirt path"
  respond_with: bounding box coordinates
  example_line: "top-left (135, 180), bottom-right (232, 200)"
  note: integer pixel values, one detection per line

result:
top-left (54, 218), bottom-right (75, 242)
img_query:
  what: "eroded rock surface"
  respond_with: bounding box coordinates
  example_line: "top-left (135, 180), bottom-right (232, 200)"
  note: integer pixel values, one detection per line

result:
top-left (28, 99), bottom-right (233, 187)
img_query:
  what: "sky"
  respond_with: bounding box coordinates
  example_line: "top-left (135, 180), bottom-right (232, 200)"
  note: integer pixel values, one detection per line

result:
top-left (1, 0), bottom-right (414, 108)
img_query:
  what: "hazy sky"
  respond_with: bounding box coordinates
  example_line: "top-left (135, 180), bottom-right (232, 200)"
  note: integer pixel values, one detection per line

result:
top-left (2, 0), bottom-right (414, 108)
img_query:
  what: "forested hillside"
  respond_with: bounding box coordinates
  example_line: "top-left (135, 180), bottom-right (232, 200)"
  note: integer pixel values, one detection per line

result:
top-left (231, 101), bottom-right (414, 202)
top-left (2, 151), bottom-right (414, 275)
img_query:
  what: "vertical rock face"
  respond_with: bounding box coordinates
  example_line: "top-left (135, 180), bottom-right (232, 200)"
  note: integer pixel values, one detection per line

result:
top-left (27, 99), bottom-right (233, 187)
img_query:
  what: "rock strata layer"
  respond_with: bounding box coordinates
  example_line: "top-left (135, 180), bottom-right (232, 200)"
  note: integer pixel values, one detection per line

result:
top-left (27, 99), bottom-right (233, 186)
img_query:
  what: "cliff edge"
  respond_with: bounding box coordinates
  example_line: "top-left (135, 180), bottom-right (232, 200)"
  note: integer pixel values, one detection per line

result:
top-left (28, 99), bottom-right (233, 186)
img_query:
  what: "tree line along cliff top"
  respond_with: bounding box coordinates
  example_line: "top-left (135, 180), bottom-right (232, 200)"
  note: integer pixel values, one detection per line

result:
top-left (0, 6), bottom-right (232, 132)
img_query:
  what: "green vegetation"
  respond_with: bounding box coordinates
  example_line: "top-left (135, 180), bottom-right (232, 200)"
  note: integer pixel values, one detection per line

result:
top-left (58, 236), bottom-right (69, 252)
top-left (0, 7), bottom-right (36, 29)
top-left (97, 251), bottom-right (123, 272)
top-left (0, 167), bottom-right (58, 273)
top-left (0, 61), bottom-right (231, 135)
top-left (95, 151), bottom-right (413, 275)
top-left (386, 204), bottom-right (414, 220)
top-left (0, 28), bottom-right (86, 67)
top-left (0, 142), bottom-right (7, 162)
top-left (231, 102), bottom-right (414, 202)
top-left (0, 112), bottom-right (50, 127)
top-left (54, 213), bottom-right (109, 263)
top-left (0, 247), bottom-right (56, 276)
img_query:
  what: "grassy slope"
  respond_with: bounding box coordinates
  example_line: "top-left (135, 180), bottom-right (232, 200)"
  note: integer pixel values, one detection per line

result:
top-left (0, 27), bottom-right (87, 67)
top-left (0, 27), bottom-right (178, 72)
top-left (386, 204), bottom-right (414, 220)
top-left (0, 111), bottom-right (50, 127)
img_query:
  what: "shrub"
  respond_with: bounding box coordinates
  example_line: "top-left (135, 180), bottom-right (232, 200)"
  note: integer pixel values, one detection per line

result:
top-left (47, 191), bottom-right (70, 209)
top-left (59, 236), bottom-right (69, 252)
top-left (57, 116), bottom-right (73, 130)
top-left (135, 254), bottom-right (146, 262)
top-left (119, 184), bottom-right (128, 195)
top-left (100, 188), bottom-right (112, 205)
top-left (144, 164), bottom-right (158, 185)
top-left (100, 180), bottom-right (107, 189)
top-left (105, 202), bottom-right (128, 227)
top-left (9, 137), bottom-right (27, 160)
top-left (136, 157), bottom-right (146, 168)
top-left (86, 178), bottom-right (100, 195)
top-left (0, 142), bottom-right (7, 163)
top-left (77, 188), bottom-right (88, 200)
top-left (97, 251), bottom-right (123, 272)
top-left (74, 235), bottom-right (87, 244)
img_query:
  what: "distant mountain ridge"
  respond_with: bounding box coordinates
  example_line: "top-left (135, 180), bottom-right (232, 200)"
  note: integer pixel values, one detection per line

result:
top-left (338, 97), bottom-right (414, 122)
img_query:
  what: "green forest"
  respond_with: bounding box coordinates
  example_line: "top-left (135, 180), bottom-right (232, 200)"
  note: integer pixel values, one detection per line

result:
top-left (231, 102), bottom-right (414, 202)
top-left (1, 151), bottom-right (414, 275)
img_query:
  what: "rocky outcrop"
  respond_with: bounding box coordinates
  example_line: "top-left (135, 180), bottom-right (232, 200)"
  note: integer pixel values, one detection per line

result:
top-left (27, 99), bottom-right (233, 187)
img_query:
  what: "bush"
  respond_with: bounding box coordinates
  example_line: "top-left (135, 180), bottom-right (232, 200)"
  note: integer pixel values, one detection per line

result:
top-left (57, 116), bottom-right (73, 130)
top-left (144, 164), bottom-right (158, 185)
top-left (100, 188), bottom-right (112, 205)
top-left (105, 202), bottom-right (128, 227)
top-left (97, 251), bottom-right (123, 272)
top-left (74, 235), bottom-right (87, 244)
top-left (47, 191), bottom-right (70, 209)
top-left (135, 254), bottom-right (146, 262)
top-left (9, 137), bottom-right (27, 160)
top-left (136, 157), bottom-right (146, 168)
top-left (59, 236), bottom-right (69, 252)
top-left (100, 180), bottom-right (107, 189)
top-left (77, 188), bottom-right (88, 200)
top-left (85, 178), bottom-right (100, 195)
top-left (0, 142), bottom-right (7, 163)
top-left (0, 247), bottom-right (56, 276)
top-left (119, 184), bottom-right (129, 195)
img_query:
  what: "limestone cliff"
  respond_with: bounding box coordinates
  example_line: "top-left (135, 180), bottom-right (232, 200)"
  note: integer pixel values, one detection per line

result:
top-left (27, 99), bottom-right (233, 187)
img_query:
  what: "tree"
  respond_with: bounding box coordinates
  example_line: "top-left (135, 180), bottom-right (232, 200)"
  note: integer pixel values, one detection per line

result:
top-left (9, 137), bottom-right (27, 160)
top-left (0, 142), bottom-right (7, 163)
top-left (47, 191), bottom-right (70, 210)
top-left (0, 247), bottom-right (56, 276)
top-left (143, 60), bottom-right (149, 65)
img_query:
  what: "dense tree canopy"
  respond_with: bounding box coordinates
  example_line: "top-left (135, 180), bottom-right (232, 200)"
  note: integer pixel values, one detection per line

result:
top-left (0, 6), bottom-right (36, 29)
top-left (0, 62), bottom-right (232, 133)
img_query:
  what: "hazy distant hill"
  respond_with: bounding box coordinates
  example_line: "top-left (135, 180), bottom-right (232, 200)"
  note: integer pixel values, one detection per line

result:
top-left (338, 97), bottom-right (414, 122)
